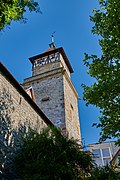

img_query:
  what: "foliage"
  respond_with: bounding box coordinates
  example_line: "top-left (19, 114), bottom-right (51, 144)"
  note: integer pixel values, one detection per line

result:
top-left (0, 0), bottom-right (40, 31)
top-left (14, 127), bottom-right (94, 180)
top-left (87, 165), bottom-right (120, 180)
top-left (82, 0), bottom-right (120, 144)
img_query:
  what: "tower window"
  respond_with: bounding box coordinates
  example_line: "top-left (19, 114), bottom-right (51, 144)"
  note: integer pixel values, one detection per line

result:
top-left (70, 104), bottom-right (73, 110)
top-left (41, 97), bottom-right (50, 102)
top-left (19, 97), bottom-right (22, 104)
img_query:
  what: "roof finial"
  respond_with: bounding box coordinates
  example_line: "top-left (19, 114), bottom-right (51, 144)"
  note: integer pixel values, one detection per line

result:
top-left (49, 32), bottom-right (56, 48)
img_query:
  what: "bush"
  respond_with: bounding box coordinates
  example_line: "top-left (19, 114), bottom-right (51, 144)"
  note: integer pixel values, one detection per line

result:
top-left (14, 127), bottom-right (93, 180)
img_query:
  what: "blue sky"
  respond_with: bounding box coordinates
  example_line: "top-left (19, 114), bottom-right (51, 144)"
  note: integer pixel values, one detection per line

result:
top-left (0, 0), bottom-right (102, 146)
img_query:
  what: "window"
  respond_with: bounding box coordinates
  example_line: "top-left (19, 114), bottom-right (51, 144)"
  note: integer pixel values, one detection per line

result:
top-left (69, 104), bottom-right (73, 121)
top-left (92, 148), bottom-right (112, 167)
top-left (41, 97), bottom-right (50, 102)
top-left (92, 149), bottom-right (101, 158)
top-left (95, 159), bottom-right (103, 167)
top-left (102, 148), bottom-right (110, 157)
top-left (103, 158), bottom-right (111, 165)
top-left (70, 104), bottom-right (73, 110)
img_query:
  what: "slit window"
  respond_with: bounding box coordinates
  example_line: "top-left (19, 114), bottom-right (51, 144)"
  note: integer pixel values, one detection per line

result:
top-left (41, 97), bottom-right (50, 102)
top-left (70, 104), bottom-right (73, 110)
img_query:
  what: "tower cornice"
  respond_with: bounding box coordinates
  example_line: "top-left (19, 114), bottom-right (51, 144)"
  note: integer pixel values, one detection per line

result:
top-left (29, 47), bottom-right (74, 73)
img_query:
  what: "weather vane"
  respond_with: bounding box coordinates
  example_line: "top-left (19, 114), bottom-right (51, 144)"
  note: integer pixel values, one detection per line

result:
top-left (49, 31), bottom-right (56, 48)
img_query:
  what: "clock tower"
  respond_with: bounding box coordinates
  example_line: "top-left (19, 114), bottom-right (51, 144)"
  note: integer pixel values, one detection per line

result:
top-left (23, 44), bottom-right (81, 140)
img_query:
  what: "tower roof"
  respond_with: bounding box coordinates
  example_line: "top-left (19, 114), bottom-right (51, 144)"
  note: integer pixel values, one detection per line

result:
top-left (29, 47), bottom-right (74, 73)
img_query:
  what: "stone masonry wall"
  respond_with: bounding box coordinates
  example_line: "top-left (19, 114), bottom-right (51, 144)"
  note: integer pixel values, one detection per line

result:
top-left (23, 49), bottom-right (81, 141)
top-left (60, 54), bottom-right (70, 77)
top-left (0, 69), bottom-right (51, 178)
top-left (24, 72), bottom-right (65, 130)
top-left (32, 60), bottom-right (62, 76)
top-left (63, 73), bottom-right (81, 140)
top-left (31, 52), bottom-right (70, 78)
top-left (0, 72), bottom-right (48, 134)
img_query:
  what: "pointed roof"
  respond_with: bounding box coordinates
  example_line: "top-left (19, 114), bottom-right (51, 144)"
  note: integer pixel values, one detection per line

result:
top-left (44, 47), bottom-right (56, 53)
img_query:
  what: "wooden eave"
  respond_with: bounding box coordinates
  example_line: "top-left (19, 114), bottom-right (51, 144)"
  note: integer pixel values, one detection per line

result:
top-left (29, 47), bottom-right (74, 73)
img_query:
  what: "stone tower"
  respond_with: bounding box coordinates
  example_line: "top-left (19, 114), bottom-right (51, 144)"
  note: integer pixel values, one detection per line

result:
top-left (23, 44), bottom-right (81, 140)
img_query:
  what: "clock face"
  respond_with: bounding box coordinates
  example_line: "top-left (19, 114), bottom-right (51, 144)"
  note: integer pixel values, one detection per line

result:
top-left (33, 52), bottom-right (60, 68)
